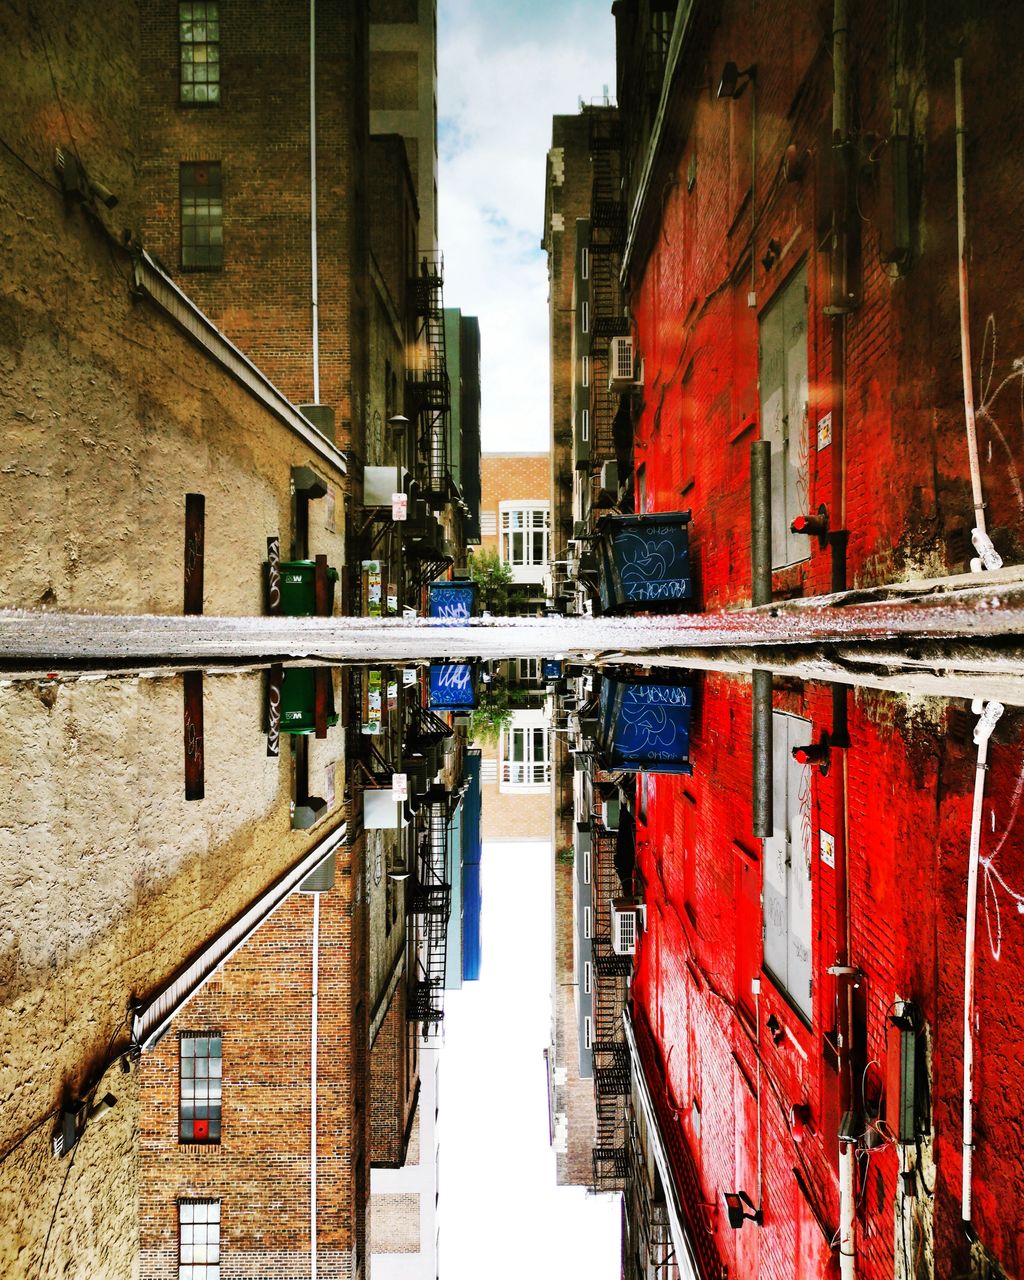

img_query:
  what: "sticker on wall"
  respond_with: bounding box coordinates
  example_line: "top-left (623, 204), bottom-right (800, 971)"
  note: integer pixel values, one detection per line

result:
top-left (817, 411), bottom-right (833, 451)
top-left (820, 829), bottom-right (835, 868)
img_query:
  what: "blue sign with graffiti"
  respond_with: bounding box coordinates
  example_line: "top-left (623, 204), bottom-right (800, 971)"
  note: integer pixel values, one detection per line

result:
top-left (597, 674), bottom-right (693, 774)
top-left (428, 581), bottom-right (478, 619)
top-left (429, 662), bottom-right (477, 710)
top-left (596, 511), bottom-right (692, 613)
top-left (542, 659), bottom-right (563, 680)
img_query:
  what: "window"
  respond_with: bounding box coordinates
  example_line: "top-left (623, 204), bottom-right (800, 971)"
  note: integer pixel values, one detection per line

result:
top-left (180, 1033), bottom-right (222, 1143)
top-left (584, 905), bottom-right (592, 939)
top-left (501, 723), bottom-right (551, 787)
top-left (584, 1016), bottom-right (593, 1050)
top-left (180, 163), bottom-right (223, 270)
top-left (581, 248), bottom-right (589, 280)
top-left (178, 1199), bottom-right (221, 1279)
top-left (581, 408), bottom-right (590, 442)
top-left (582, 301), bottom-right (590, 334)
top-left (516, 657), bottom-right (541, 683)
top-left (758, 260), bottom-right (810, 569)
top-left (582, 355), bottom-right (590, 388)
top-left (584, 961), bottom-right (592, 995)
top-left (583, 848), bottom-right (591, 884)
top-left (179, 3), bottom-right (221, 105)
top-left (480, 511), bottom-right (497, 537)
top-left (763, 713), bottom-right (813, 1021)
top-left (500, 506), bottom-right (549, 569)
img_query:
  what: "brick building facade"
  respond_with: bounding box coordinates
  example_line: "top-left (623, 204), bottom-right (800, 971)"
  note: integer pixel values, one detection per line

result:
top-left (546, 1), bottom-right (1024, 1277)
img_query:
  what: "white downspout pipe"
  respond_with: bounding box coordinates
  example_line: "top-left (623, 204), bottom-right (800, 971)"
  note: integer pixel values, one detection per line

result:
top-left (838, 1136), bottom-right (855, 1280)
top-left (955, 58), bottom-right (1001, 572)
top-left (309, 0), bottom-right (321, 403)
top-left (962, 698), bottom-right (1004, 1221)
top-left (310, 891), bottom-right (321, 1278)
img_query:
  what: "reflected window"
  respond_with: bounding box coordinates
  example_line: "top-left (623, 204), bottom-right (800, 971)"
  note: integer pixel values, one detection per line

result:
top-left (179, 2), bottom-right (221, 105)
top-left (180, 1032), bottom-right (222, 1143)
top-left (178, 1199), bottom-right (221, 1279)
top-left (500, 722), bottom-right (551, 789)
top-left (180, 162), bottom-right (223, 270)
top-left (763, 713), bottom-right (813, 1021)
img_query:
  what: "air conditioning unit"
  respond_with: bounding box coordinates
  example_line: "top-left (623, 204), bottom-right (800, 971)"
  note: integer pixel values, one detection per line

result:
top-left (601, 795), bottom-right (620, 832)
top-left (611, 898), bottom-right (646, 955)
top-left (609, 336), bottom-right (635, 387)
top-left (600, 460), bottom-right (619, 493)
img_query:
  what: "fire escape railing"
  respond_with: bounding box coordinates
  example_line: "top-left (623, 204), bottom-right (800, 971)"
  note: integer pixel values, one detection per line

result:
top-left (410, 255), bottom-right (452, 503)
top-left (406, 787), bottom-right (453, 1037)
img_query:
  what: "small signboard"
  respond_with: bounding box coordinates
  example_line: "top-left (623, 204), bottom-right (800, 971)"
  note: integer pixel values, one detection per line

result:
top-left (362, 668), bottom-right (383, 734)
top-left (363, 559), bottom-right (383, 618)
top-left (403, 667), bottom-right (418, 686)
top-left (542, 659), bottom-right (563, 680)
top-left (392, 492), bottom-right (408, 521)
top-left (428, 662), bottom-right (477, 711)
top-left (391, 772), bottom-right (408, 801)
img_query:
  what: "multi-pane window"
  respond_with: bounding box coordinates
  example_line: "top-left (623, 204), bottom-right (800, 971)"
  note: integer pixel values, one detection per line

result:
top-left (180, 1032), bottom-right (222, 1143)
top-left (515, 657), bottom-right (541, 683)
top-left (500, 506), bottom-right (549, 568)
top-left (501, 724), bottom-right (551, 787)
top-left (180, 163), bottom-right (223, 270)
top-left (178, 1199), bottom-right (221, 1280)
top-left (180, 3), bottom-right (221, 105)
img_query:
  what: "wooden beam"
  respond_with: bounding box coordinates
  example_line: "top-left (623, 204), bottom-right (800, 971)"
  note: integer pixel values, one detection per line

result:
top-left (183, 670), bottom-right (204, 800)
top-left (184, 493), bottom-right (205, 615)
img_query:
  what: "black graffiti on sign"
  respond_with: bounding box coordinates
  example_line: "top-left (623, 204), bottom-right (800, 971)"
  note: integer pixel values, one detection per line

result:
top-left (267, 537), bottom-right (281, 613)
top-left (184, 670), bottom-right (205, 800)
top-left (184, 494), bottom-right (205, 615)
top-left (266, 664), bottom-right (282, 757)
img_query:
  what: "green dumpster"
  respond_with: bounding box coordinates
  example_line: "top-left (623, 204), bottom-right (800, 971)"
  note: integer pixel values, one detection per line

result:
top-left (276, 559), bottom-right (339, 616)
top-left (280, 668), bottom-right (339, 735)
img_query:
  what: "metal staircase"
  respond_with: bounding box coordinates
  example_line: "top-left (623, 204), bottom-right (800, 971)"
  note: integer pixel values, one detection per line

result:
top-left (410, 255), bottom-right (452, 502)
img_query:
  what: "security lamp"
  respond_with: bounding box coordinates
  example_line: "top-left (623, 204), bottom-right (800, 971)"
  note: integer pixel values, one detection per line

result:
top-left (723, 1189), bottom-right (762, 1228)
top-left (717, 61), bottom-right (756, 100)
top-left (387, 414), bottom-right (410, 433)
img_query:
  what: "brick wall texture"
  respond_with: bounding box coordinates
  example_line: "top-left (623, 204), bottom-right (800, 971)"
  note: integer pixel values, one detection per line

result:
top-left (618, 1), bottom-right (1024, 1277)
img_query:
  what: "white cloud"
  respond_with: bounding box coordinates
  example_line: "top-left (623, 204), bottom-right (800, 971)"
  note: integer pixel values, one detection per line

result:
top-left (438, 0), bottom-right (616, 452)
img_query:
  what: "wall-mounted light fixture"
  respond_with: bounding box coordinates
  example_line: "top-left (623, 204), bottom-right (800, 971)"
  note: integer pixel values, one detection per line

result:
top-left (723, 1189), bottom-right (762, 1228)
top-left (716, 62), bottom-right (756, 100)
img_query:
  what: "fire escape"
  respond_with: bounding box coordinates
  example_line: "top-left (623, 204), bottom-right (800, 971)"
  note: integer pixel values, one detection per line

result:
top-left (410, 254), bottom-right (452, 504)
top-left (591, 821), bottom-right (632, 1189)
top-left (406, 781), bottom-right (462, 1040)
top-left (588, 112), bottom-right (628, 486)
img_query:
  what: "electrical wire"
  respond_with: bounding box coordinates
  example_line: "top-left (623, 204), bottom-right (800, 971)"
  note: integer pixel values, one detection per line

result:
top-left (36, 1146), bottom-right (78, 1280)
top-left (0, 134), bottom-right (61, 193)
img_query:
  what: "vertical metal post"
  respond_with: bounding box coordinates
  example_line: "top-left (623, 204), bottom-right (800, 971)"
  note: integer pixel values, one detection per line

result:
top-left (752, 668), bottom-right (773, 838)
top-left (750, 439), bottom-right (772, 607)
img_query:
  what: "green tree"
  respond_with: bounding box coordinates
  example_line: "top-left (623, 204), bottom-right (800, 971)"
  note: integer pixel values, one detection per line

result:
top-left (468, 547), bottom-right (515, 614)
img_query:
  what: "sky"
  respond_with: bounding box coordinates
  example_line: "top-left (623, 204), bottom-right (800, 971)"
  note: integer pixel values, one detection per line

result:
top-left (438, 840), bottom-right (621, 1279)
top-left (437, 0), bottom-right (617, 453)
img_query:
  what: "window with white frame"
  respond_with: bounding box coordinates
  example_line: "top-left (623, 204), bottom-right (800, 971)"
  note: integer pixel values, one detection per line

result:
top-left (500, 722), bottom-right (551, 788)
top-left (581, 409), bottom-right (590, 442)
top-left (584, 961), bottom-right (592, 994)
top-left (515, 657), bottom-right (541, 683)
top-left (581, 247), bottom-right (590, 280)
top-left (583, 848), bottom-right (591, 884)
top-left (499, 505), bottom-right (549, 570)
top-left (584, 1016), bottom-right (593, 1049)
top-left (480, 510), bottom-right (497, 536)
top-left (582, 355), bottom-right (590, 387)
top-left (582, 301), bottom-right (590, 334)
top-left (584, 905), bottom-right (592, 939)
top-left (178, 1199), bottom-right (221, 1279)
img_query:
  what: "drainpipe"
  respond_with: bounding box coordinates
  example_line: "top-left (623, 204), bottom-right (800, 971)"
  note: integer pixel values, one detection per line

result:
top-left (831, 7), bottom-right (855, 1277)
top-left (750, 440), bottom-right (773, 838)
top-left (954, 59), bottom-right (1001, 572)
top-left (310, 891), bottom-right (321, 1278)
top-left (309, 0), bottom-right (321, 403)
top-left (962, 698), bottom-right (1004, 1221)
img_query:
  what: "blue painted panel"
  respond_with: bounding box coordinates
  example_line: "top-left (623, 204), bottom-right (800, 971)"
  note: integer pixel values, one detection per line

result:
top-left (428, 581), bottom-right (478, 619)
top-left (542, 659), bottom-right (563, 680)
top-left (597, 674), bottom-right (693, 774)
top-left (428, 662), bottom-right (477, 710)
top-left (596, 512), bottom-right (692, 613)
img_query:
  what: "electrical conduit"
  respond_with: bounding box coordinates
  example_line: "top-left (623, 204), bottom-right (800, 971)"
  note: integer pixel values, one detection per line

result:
top-left (309, 0), bottom-right (321, 403)
top-left (310, 891), bottom-right (321, 1277)
top-left (962, 698), bottom-right (1004, 1221)
top-left (955, 58), bottom-right (1000, 572)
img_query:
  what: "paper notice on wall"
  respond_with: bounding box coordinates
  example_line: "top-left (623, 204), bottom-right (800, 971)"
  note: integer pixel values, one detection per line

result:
top-left (391, 772), bottom-right (408, 801)
top-left (817, 412), bottom-right (832, 451)
top-left (403, 667), bottom-right (418, 686)
top-left (362, 668), bottom-right (382, 734)
top-left (362, 559), bottom-right (383, 618)
top-left (392, 492), bottom-right (408, 521)
top-left (819, 829), bottom-right (835, 868)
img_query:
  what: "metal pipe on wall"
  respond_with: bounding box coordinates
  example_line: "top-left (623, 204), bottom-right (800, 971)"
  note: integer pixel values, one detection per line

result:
top-left (309, 0), bottom-right (321, 403)
top-left (752, 669), bottom-right (773, 839)
top-left (310, 890), bottom-right (321, 1279)
top-left (750, 439), bottom-right (772, 607)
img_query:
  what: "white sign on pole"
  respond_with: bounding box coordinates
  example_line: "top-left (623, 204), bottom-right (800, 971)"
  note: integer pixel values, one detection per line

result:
top-left (391, 772), bottom-right (408, 801)
top-left (392, 493), bottom-right (408, 521)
